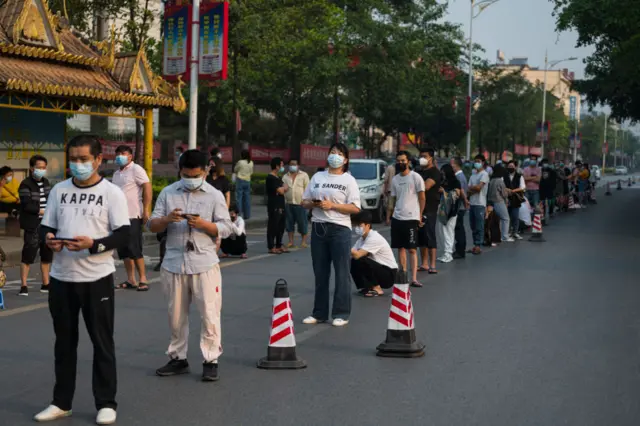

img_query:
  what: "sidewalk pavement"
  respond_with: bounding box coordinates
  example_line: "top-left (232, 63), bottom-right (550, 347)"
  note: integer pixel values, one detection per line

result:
top-left (0, 202), bottom-right (269, 266)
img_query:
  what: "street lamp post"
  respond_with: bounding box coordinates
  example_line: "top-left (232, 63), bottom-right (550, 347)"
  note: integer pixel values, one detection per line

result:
top-left (602, 114), bottom-right (608, 175)
top-left (466, 0), bottom-right (500, 160)
top-left (540, 52), bottom-right (577, 159)
top-left (188, 0), bottom-right (201, 149)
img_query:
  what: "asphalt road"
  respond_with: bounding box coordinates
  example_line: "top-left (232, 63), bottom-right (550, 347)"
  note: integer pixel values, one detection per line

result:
top-left (1, 185), bottom-right (640, 425)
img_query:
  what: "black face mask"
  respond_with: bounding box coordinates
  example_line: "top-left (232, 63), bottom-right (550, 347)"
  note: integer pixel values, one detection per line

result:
top-left (396, 163), bottom-right (408, 172)
top-left (508, 168), bottom-right (516, 174)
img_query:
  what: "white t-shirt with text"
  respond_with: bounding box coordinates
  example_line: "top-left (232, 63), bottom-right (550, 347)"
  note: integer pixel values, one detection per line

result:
top-left (391, 171), bottom-right (425, 221)
top-left (469, 170), bottom-right (490, 207)
top-left (303, 171), bottom-right (361, 229)
top-left (353, 230), bottom-right (398, 270)
top-left (41, 178), bottom-right (130, 282)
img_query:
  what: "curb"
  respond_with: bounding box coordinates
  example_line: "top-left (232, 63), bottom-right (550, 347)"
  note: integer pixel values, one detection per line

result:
top-left (1, 217), bottom-right (268, 267)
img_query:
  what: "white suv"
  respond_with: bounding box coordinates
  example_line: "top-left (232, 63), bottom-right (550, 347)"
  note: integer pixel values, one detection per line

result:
top-left (349, 159), bottom-right (388, 223)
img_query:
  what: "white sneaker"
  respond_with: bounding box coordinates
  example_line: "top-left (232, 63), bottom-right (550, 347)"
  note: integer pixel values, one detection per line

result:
top-left (331, 318), bottom-right (349, 327)
top-left (439, 254), bottom-right (453, 263)
top-left (96, 408), bottom-right (117, 425)
top-left (502, 237), bottom-right (515, 243)
top-left (513, 233), bottom-right (523, 240)
top-left (34, 405), bottom-right (71, 422)
top-left (302, 316), bottom-right (320, 324)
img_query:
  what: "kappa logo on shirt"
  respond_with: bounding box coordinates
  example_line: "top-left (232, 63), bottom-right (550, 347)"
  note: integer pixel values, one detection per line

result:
top-left (60, 193), bottom-right (104, 206)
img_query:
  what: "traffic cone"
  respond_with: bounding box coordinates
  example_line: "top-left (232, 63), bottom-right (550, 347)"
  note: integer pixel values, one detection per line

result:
top-left (529, 212), bottom-right (546, 242)
top-left (617, 179), bottom-right (623, 190)
top-left (568, 192), bottom-right (577, 210)
top-left (628, 177), bottom-right (632, 187)
top-left (257, 279), bottom-right (306, 370)
top-left (376, 270), bottom-right (425, 358)
top-left (605, 181), bottom-right (612, 196)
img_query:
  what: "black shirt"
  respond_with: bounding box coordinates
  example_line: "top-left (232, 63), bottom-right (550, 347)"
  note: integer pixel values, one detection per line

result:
top-left (266, 174), bottom-right (285, 210)
top-left (419, 167), bottom-right (441, 215)
top-left (206, 175), bottom-right (230, 195)
top-left (540, 167), bottom-right (557, 199)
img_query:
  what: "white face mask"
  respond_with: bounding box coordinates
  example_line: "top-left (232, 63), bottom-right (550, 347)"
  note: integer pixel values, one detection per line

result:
top-left (419, 157), bottom-right (429, 167)
top-left (353, 225), bottom-right (366, 236)
top-left (182, 176), bottom-right (204, 191)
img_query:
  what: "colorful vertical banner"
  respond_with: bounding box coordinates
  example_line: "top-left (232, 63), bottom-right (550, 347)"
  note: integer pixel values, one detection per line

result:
top-left (569, 96), bottom-right (577, 120)
top-left (535, 121), bottom-right (551, 145)
top-left (199, 1), bottom-right (229, 81)
top-left (163, 3), bottom-right (191, 81)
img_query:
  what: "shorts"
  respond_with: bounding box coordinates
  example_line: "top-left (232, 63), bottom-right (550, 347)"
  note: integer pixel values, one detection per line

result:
top-left (390, 218), bottom-right (418, 249)
top-left (418, 213), bottom-right (438, 249)
top-left (21, 226), bottom-right (53, 265)
top-left (117, 218), bottom-right (143, 260)
top-left (285, 204), bottom-right (308, 235)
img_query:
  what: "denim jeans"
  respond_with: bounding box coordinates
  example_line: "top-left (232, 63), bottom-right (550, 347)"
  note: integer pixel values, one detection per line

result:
top-left (235, 179), bottom-right (251, 219)
top-left (492, 202), bottom-right (510, 241)
top-left (310, 222), bottom-right (352, 320)
top-left (508, 207), bottom-right (520, 235)
top-left (526, 190), bottom-right (539, 210)
top-left (469, 205), bottom-right (486, 247)
top-left (285, 204), bottom-right (308, 235)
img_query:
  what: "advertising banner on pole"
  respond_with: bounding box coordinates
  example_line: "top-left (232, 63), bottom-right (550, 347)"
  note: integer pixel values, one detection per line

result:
top-left (535, 121), bottom-right (551, 145)
top-left (569, 96), bottom-right (577, 120)
top-left (163, 3), bottom-right (191, 81)
top-left (199, 1), bottom-right (229, 81)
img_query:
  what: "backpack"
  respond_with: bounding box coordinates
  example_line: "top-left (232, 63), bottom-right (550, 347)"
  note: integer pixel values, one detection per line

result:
top-left (437, 190), bottom-right (459, 225)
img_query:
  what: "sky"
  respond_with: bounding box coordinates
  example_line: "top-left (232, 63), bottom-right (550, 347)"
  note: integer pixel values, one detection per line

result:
top-left (443, 0), bottom-right (593, 79)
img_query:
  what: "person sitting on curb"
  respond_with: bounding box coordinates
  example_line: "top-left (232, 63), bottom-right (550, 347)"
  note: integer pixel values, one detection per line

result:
top-left (220, 205), bottom-right (248, 259)
top-left (350, 210), bottom-right (398, 297)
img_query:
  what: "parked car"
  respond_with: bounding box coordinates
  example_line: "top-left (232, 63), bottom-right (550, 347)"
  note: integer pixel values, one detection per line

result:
top-left (591, 165), bottom-right (601, 180)
top-left (615, 166), bottom-right (628, 175)
top-left (349, 159), bottom-right (388, 223)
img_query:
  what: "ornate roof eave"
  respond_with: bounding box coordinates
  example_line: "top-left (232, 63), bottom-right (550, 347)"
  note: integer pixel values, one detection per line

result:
top-left (12, 0), bottom-right (63, 50)
top-left (0, 41), bottom-right (100, 65)
top-left (129, 39), bottom-right (157, 95)
top-left (4, 78), bottom-right (187, 113)
top-left (92, 25), bottom-right (117, 71)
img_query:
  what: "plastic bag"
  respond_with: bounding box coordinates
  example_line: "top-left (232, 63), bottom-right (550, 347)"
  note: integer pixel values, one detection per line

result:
top-left (519, 198), bottom-right (532, 226)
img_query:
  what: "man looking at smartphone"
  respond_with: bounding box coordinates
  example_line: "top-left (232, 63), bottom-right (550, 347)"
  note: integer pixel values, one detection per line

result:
top-left (148, 150), bottom-right (233, 382)
top-left (35, 135), bottom-right (130, 425)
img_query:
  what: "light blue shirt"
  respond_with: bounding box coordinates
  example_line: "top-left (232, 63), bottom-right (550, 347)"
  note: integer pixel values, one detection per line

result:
top-left (150, 180), bottom-right (232, 275)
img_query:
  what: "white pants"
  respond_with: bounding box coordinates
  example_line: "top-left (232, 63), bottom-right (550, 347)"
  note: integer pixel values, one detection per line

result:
top-left (161, 265), bottom-right (222, 363)
top-left (436, 215), bottom-right (458, 255)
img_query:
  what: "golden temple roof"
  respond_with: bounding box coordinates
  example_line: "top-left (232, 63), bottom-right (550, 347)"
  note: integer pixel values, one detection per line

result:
top-left (0, 0), bottom-right (186, 112)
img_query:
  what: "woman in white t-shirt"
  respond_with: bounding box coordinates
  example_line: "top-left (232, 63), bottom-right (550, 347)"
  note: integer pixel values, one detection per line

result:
top-left (301, 143), bottom-right (361, 327)
top-left (350, 210), bottom-right (398, 297)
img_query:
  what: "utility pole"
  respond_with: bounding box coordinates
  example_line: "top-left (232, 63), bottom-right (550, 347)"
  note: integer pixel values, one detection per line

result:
top-left (602, 114), bottom-right (608, 175)
top-left (187, 0), bottom-right (201, 149)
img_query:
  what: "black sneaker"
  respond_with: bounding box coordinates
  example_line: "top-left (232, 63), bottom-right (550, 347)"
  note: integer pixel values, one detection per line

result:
top-left (40, 285), bottom-right (50, 293)
top-left (202, 362), bottom-right (219, 382)
top-left (18, 286), bottom-right (28, 296)
top-left (452, 252), bottom-right (465, 259)
top-left (155, 359), bottom-right (190, 377)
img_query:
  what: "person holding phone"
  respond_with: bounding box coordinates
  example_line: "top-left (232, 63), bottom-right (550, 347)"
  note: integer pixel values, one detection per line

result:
top-left (149, 150), bottom-right (233, 382)
top-left (301, 143), bottom-right (361, 327)
top-left (34, 135), bottom-right (130, 425)
top-left (266, 157), bottom-right (288, 254)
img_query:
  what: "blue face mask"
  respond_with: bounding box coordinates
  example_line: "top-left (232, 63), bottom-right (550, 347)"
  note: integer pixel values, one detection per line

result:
top-left (328, 154), bottom-right (345, 169)
top-left (115, 155), bottom-right (129, 167)
top-left (289, 165), bottom-right (298, 173)
top-left (279, 167), bottom-right (285, 173)
top-left (33, 169), bottom-right (47, 179)
top-left (474, 162), bottom-right (482, 170)
top-left (69, 162), bottom-right (95, 181)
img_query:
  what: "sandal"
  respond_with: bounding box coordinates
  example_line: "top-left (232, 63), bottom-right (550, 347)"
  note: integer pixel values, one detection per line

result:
top-left (117, 281), bottom-right (136, 289)
top-left (220, 253), bottom-right (230, 258)
top-left (428, 268), bottom-right (438, 275)
top-left (418, 266), bottom-right (429, 272)
top-left (269, 249), bottom-right (281, 255)
top-left (241, 254), bottom-right (248, 259)
top-left (410, 280), bottom-right (424, 288)
top-left (137, 283), bottom-right (149, 292)
top-left (279, 247), bottom-right (290, 253)
top-left (363, 289), bottom-right (383, 297)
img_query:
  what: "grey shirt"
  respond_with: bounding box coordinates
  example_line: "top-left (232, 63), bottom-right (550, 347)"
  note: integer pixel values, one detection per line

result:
top-left (150, 180), bottom-right (232, 275)
top-left (487, 178), bottom-right (509, 205)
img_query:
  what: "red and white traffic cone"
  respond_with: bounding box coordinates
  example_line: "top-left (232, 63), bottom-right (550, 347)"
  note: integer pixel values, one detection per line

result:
top-left (628, 177), bottom-right (632, 187)
top-left (568, 192), bottom-right (577, 210)
top-left (529, 213), bottom-right (545, 242)
top-left (617, 179), bottom-right (623, 190)
top-left (376, 270), bottom-right (425, 358)
top-left (605, 181), bottom-right (612, 196)
top-left (257, 279), bottom-right (306, 370)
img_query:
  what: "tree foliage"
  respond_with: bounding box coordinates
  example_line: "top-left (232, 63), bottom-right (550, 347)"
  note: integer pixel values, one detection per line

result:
top-left (553, 0), bottom-right (640, 122)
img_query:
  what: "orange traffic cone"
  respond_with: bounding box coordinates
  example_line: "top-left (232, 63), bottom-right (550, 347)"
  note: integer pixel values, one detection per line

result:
top-left (376, 270), bottom-right (425, 358)
top-left (257, 279), bottom-right (306, 370)
top-left (529, 213), bottom-right (546, 242)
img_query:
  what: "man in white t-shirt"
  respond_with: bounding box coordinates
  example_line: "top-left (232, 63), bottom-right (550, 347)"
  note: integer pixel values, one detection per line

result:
top-left (386, 151), bottom-right (425, 287)
top-left (351, 210), bottom-right (398, 297)
top-left (467, 154), bottom-right (491, 255)
top-left (35, 135), bottom-right (131, 425)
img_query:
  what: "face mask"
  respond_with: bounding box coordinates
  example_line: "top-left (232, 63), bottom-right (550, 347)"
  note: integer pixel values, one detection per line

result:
top-left (396, 163), bottom-right (408, 172)
top-left (472, 169), bottom-right (478, 175)
top-left (289, 165), bottom-right (298, 173)
top-left (5, 176), bottom-right (12, 183)
top-left (474, 162), bottom-right (482, 170)
top-left (115, 155), bottom-right (129, 167)
top-left (182, 176), bottom-right (204, 191)
top-left (353, 226), bottom-right (365, 236)
top-left (70, 162), bottom-right (95, 181)
top-left (508, 168), bottom-right (516, 174)
top-left (419, 157), bottom-right (429, 167)
top-left (279, 167), bottom-right (285, 173)
top-left (327, 154), bottom-right (345, 169)
top-left (230, 215), bottom-right (237, 222)
top-left (33, 169), bottom-right (47, 179)
top-left (542, 164), bottom-right (548, 169)
top-left (216, 153), bottom-right (222, 159)
top-left (560, 163), bottom-right (564, 168)
top-left (530, 161), bottom-right (537, 166)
